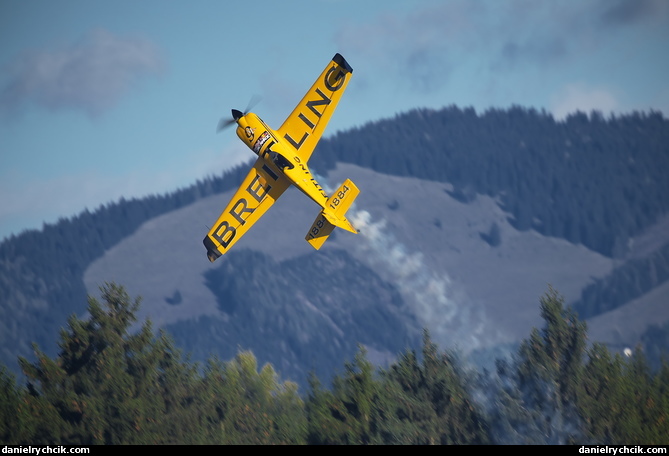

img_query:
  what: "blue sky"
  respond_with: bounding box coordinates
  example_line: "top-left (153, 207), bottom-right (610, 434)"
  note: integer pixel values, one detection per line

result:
top-left (1, 0), bottom-right (668, 241)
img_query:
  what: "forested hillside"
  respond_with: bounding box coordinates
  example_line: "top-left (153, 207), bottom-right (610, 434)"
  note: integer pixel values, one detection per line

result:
top-left (166, 248), bottom-right (419, 386)
top-left (1, 106), bottom-right (668, 375)
top-left (0, 165), bottom-right (249, 370)
top-left (1, 283), bottom-right (667, 444)
top-left (574, 241), bottom-right (669, 319)
top-left (313, 107), bottom-right (669, 258)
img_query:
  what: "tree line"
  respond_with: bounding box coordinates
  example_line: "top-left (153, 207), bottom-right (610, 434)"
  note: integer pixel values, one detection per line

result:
top-left (2, 106), bottom-right (667, 374)
top-left (2, 283), bottom-right (667, 444)
top-left (0, 163), bottom-right (251, 372)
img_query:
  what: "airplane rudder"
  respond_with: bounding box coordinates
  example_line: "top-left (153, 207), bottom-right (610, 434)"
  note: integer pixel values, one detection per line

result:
top-left (328, 178), bottom-right (359, 218)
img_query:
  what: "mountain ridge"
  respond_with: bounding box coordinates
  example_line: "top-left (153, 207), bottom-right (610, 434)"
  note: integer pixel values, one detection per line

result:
top-left (82, 162), bottom-right (658, 384)
top-left (2, 105), bottom-right (669, 382)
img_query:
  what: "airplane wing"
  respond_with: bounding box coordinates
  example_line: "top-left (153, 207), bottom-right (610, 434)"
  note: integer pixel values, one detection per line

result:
top-left (203, 157), bottom-right (291, 260)
top-left (277, 53), bottom-right (353, 163)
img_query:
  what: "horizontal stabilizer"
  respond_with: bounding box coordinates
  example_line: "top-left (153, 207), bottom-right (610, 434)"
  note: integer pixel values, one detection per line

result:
top-left (305, 179), bottom-right (359, 249)
top-left (306, 213), bottom-right (335, 250)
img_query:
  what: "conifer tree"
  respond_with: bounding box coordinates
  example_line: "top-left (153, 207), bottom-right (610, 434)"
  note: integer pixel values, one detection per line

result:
top-left (382, 330), bottom-right (489, 444)
top-left (306, 347), bottom-right (385, 444)
top-left (202, 351), bottom-right (306, 444)
top-left (0, 366), bottom-right (31, 444)
top-left (18, 283), bottom-right (193, 444)
top-left (147, 332), bottom-right (208, 444)
top-left (579, 345), bottom-right (669, 444)
top-left (492, 287), bottom-right (587, 444)
top-left (618, 348), bottom-right (668, 444)
top-left (306, 372), bottom-right (345, 444)
top-left (381, 349), bottom-right (436, 443)
top-left (578, 342), bottom-right (626, 443)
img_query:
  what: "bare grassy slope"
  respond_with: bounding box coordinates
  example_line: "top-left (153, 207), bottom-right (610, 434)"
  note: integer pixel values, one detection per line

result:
top-left (84, 164), bottom-right (669, 355)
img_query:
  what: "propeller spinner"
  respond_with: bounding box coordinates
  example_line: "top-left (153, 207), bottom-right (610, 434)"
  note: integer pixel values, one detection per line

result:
top-left (216, 96), bottom-right (261, 133)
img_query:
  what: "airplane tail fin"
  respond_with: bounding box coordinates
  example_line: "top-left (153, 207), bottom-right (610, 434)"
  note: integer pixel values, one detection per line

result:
top-left (305, 179), bottom-right (359, 249)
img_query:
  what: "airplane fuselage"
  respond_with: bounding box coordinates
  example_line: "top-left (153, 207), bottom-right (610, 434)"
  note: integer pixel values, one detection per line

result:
top-left (203, 53), bottom-right (356, 262)
top-left (235, 113), bottom-right (329, 209)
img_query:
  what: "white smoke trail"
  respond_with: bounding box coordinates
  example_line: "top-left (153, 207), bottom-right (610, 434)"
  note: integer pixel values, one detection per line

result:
top-left (349, 208), bottom-right (488, 354)
top-left (314, 170), bottom-right (489, 353)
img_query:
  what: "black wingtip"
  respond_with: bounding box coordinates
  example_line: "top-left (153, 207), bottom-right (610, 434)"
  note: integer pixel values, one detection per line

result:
top-left (333, 53), bottom-right (353, 74)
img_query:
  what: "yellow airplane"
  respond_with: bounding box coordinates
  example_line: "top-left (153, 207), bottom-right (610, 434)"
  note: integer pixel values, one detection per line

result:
top-left (203, 53), bottom-right (359, 262)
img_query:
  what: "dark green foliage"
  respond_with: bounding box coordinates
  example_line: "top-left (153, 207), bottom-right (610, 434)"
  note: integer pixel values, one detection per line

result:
top-left (307, 348), bottom-right (384, 444)
top-left (0, 162), bottom-right (251, 374)
top-left (487, 287), bottom-right (587, 444)
top-left (8, 283), bottom-right (307, 444)
top-left (579, 345), bottom-right (669, 444)
top-left (488, 287), bottom-right (669, 445)
top-left (173, 248), bottom-right (417, 388)
top-left (17, 283), bottom-right (195, 444)
top-left (381, 331), bottom-right (490, 444)
top-left (518, 287), bottom-right (587, 407)
top-left (200, 353), bottom-right (306, 444)
top-left (578, 343), bottom-right (626, 442)
top-left (306, 337), bottom-right (490, 445)
top-left (2, 283), bottom-right (668, 444)
top-left (2, 106), bottom-right (668, 386)
top-left (0, 366), bottom-right (31, 444)
top-left (1, 104), bottom-right (667, 443)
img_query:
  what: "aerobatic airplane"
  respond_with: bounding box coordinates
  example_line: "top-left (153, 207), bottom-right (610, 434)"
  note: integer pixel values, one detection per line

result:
top-left (203, 53), bottom-right (359, 262)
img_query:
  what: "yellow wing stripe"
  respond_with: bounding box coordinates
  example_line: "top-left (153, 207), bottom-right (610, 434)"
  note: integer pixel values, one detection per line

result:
top-left (277, 53), bottom-right (353, 163)
top-left (203, 157), bottom-right (290, 259)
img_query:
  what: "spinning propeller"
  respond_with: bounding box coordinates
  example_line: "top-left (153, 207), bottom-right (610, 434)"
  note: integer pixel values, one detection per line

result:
top-left (216, 95), bottom-right (262, 133)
